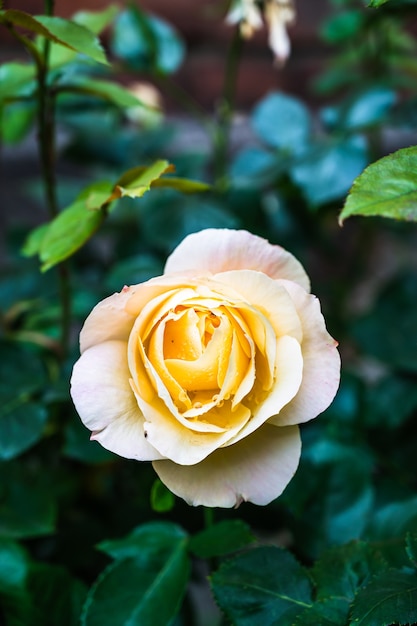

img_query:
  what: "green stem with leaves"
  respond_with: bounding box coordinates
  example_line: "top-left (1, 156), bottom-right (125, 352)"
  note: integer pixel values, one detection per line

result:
top-left (34, 0), bottom-right (71, 359)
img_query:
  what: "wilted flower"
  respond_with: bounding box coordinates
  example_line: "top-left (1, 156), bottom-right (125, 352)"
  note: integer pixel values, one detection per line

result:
top-left (71, 229), bottom-right (340, 508)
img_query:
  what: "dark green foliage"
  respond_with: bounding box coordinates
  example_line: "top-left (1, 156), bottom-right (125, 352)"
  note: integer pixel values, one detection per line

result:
top-left (3, 0), bottom-right (417, 624)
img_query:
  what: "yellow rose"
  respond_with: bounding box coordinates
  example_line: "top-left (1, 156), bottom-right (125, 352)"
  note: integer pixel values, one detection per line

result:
top-left (70, 229), bottom-right (340, 507)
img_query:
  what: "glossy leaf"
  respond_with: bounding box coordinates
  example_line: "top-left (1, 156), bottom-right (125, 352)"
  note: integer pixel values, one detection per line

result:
top-left (368, 0), bottom-right (391, 6)
top-left (340, 146), bottom-right (417, 222)
top-left (350, 569), bottom-right (417, 626)
top-left (111, 160), bottom-right (173, 199)
top-left (44, 5), bottom-right (118, 68)
top-left (251, 92), bottom-right (311, 152)
top-left (211, 546), bottom-right (313, 626)
top-left (0, 11), bottom-right (108, 65)
top-left (97, 522), bottom-right (187, 561)
top-left (189, 520), bottom-right (255, 559)
top-left (38, 181), bottom-right (113, 271)
top-left (290, 136), bottom-right (368, 207)
top-left (83, 523), bottom-right (189, 626)
top-left (111, 7), bottom-right (185, 75)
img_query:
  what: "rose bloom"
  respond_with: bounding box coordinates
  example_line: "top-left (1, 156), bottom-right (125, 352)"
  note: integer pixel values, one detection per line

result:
top-left (71, 229), bottom-right (340, 508)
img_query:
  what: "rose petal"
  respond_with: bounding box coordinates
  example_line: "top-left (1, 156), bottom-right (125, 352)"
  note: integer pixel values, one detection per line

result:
top-left (70, 340), bottom-right (162, 461)
top-left (269, 280), bottom-right (341, 426)
top-left (215, 270), bottom-right (303, 342)
top-left (153, 423), bottom-right (301, 507)
top-left (79, 287), bottom-right (137, 353)
top-left (132, 378), bottom-right (252, 464)
top-left (164, 229), bottom-right (310, 291)
top-left (226, 334), bottom-right (303, 446)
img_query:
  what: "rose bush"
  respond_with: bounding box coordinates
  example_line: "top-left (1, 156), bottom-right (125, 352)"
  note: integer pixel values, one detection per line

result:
top-left (71, 229), bottom-right (340, 507)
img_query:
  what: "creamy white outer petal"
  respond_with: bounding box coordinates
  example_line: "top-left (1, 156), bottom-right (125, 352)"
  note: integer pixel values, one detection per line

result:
top-left (70, 340), bottom-right (162, 461)
top-left (269, 279), bottom-right (341, 426)
top-left (164, 229), bottom-right (310, 292)
top-left (79, 288), bottom-right (137, 353)
top-left (153, 423), bottom-right (301, 508)
top-left (213, 269), bottom-right (303, 342)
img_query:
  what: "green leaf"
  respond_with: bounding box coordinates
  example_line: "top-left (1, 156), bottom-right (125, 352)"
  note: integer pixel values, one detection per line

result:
top-left (97, 522), bottom-right (187, 561)
top-left (292, 597), bottom-right (350, 626)
top-left (0, 11), bottom-right (108, 65)
top-left (0, 539), bottom-right (29, 591)
top-left (367, 497), bottom-right (417, 544)
top-left (0, 62), bottom-right (35, 102)
top-left (141, 193), bottom-right (238, 251)
top-left (368, 0), bottom-right (391, 6)
top-left (290, 136), bottom-right (368, 207)
top-left (21, 223), bottom-right (49, 258)
top-left (0, 461), bottom-right (56, 538)
top-left (311, 541), bottom-right (388, 602)
top-left (320, 10), bottom-right (365, 43)
top-left (151, 176), bottom-right (210, 193)
top-left (112, 160), bottom-right (173, 199)
top-left (229, 147), bottom-right (281, 188)
top-left (0, 342), bottom-right (48, 460)
top-left (350, 569), bottom-right (417, 626)
top-left (45, 5), bottom-right (118, 68)
top-left (110, 7), bottom-right (185, 75)
top-left (70, 4), bottom-right (119, 34)
top-left (189, 520), bottom-right (255, 559)
top-left (340, 146), bottom-right (417, 223)
top-left (39, 181), bottom-right (113, 271)
top-left (340, 87), bottom-right (396, 130)
top-left (0, 101), bottom-right (36, 143)
top-left (83, 523), bottom-right (190, 626)
top-left (211, 546), bottom-right (313, 626)
top-left (57, 77), bottom-right (148, 108)
top-left (251, 92), bottom-right (311, 152)
top-left (150, 479), bottom-right (175, 513)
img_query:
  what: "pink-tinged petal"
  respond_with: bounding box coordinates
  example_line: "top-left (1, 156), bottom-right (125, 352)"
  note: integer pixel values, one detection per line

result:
top-left (70, 340), bottom-right (162, 460)
top-left (153, 423), bottom-right (301, 507)
top-left (269, 280), bottom-right (341, 426)
top-left (164, 229), bottom-right (310, 291)
top-left (79, 287), bottom-right (137, 353)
